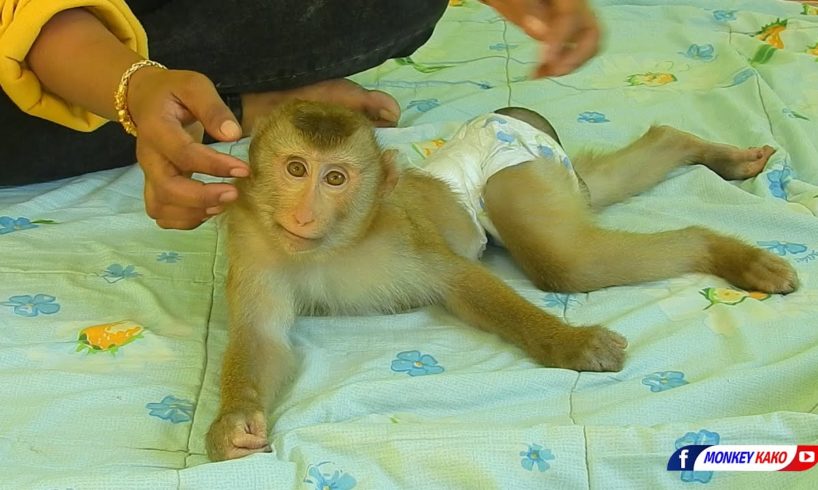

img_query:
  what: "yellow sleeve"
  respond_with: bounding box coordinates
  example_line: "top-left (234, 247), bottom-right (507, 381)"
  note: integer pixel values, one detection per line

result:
top-left (0, 0), bottom-right (148, 131)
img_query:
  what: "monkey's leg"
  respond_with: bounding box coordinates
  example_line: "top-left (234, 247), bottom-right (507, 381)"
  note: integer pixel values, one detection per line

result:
top-left (441, 256), bottom-right (627, 371)
top-left (484, 161), bottom-right (798, 293)
top-left (206, 271), bottom-right (296, 461)
top-left (573, 125), bottom-right (776, 209)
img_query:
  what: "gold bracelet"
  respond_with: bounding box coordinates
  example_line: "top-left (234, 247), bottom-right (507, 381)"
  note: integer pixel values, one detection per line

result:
top-left (114, 59), bottom-right (167, 137)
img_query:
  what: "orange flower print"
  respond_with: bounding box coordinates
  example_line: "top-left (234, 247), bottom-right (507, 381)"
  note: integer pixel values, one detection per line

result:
top-left (700, 287), bottom-right (770, 309)
top-left (626, 72), bottom-right (677, 87)
top-left (756, 19), bottom-right (787, 49)
top-left (76, 320), bottom-right (143, 354)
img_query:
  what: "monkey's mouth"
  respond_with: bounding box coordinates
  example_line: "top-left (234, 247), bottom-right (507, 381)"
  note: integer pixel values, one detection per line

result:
top-left (278, 225), bottom-right (322, 249)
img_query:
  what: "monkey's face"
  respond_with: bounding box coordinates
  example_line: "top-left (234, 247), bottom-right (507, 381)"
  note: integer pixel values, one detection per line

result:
top-left (243, 101), bottom-right (394, 257)
top-left (263, 151), bottom-right (377, 254)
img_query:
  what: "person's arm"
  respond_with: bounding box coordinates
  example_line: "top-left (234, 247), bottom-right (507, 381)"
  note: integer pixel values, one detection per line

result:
top-left (23, 7), bottom-right (248, 230)
top-left (0, 0), bottom-right (147, 130)
top-left (27, 8), bottom-right (142, 121)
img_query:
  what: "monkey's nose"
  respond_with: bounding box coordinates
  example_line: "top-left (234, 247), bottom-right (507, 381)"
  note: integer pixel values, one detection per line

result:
top-left (293, 215), bottom-right (315, 226)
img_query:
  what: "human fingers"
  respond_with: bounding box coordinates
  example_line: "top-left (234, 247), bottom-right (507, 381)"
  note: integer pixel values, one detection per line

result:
top-left (171, 71), bottom-right (243, 142)
top-left (483, 0), bottom-right (526, 25)
top-left (144, 181), bottom-right (229, 230)
top-left (534, 9), bottom-right (600, 76)
top-left (149, 172), bottom-right (238, 211)
top-left (141, 118), bottom-right (249, 179)
top-left (128, 69), bottom-right (249, 178)
top-left (538, 0), bottom-right (597, 63)
top-left (138, 145), bottom-right (237, 226)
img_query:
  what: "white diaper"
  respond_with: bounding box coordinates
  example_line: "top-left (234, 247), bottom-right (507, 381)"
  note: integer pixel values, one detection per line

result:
top-left (419, 113), bottom-right (581, 257)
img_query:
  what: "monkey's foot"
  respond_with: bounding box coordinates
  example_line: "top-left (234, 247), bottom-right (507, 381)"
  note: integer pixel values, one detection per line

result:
top-left (711, 243), bottom-right (799, 294)
top-left (528, 326), bottom-right (627, 372)
top-left (206, 409), bottom-right (272, 461)
top-left (699, 144), bottom-right (776, 180)
top-left (241, 79), bottom-right (400, 135)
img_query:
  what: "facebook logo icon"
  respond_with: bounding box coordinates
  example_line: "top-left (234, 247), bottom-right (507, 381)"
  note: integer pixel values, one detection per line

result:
top-left (668, 446), bottom-right (712, 471)
top-left (679, 449), bottom-right (690, 469)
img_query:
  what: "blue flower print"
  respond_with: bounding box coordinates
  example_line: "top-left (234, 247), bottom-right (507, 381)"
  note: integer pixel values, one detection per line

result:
top-left (1, 294), bottom-right (61, 317)
top-left (146, 395), bottom-right (195, 423)
top-left (304, 463), bottom-right (357, 490)
top-left (157, 251), bottom-right (181, 263)
top-left (642, 371), bottom-right (689, 392)
top-left (577, 111), bottom-right (609, 123)
top-left (0, 216), bottom-right (38, 234)
top-left (731, 68), bottom-right (755, 86)
top-left (561, 155), bottom-right (572, 169)
top-left (712, 10), bottom-right (736, 22)
top-left (675, 429), bottom-right (720, 483)
top-left (767, 167), bottom-right (791, 199)
top-left (757, 241), bottom-right (808, 256)
top-left (681, 44), bottom-right (715, 61)
top-left (100, 264), bottom-right (140, 284)
top-left (537, 145), bottom-right (554, 158)
top-left (391, 351), bottom-right (444, 376)
top-left (783, 108), bottom-right (809, 120)
top-left (489, 42), bottom-right (518, 51)
top-left (406, 99), bottom-right (439, 112)
top-left (496, 130), bottom-right (515, 143)
top-left (520, 443), bottom-right (555, 472)
top-left (543, 293), bottom-right (580, 309)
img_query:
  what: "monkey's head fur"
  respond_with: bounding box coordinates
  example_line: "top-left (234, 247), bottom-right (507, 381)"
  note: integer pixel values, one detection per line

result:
top-left (237, 100), bottom-right (397, 258)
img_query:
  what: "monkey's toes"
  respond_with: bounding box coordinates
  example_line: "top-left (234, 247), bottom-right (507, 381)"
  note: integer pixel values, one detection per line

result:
top-left (707, 145), bottom-right (775, 180)
top-left (550, 325), bottom-right (627, 372)
top-left (726, 249), bottom-right (799, 294)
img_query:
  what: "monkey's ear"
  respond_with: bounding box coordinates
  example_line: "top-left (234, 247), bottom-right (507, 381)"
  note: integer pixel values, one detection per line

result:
top-left (379, 149), bottom-right (400, 197)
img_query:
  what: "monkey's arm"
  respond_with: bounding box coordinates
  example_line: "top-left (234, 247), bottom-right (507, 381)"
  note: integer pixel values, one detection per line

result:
top-left (441, 256), bottom-right (627, 372)
top-left (206, 264), bottom-right (296, 461)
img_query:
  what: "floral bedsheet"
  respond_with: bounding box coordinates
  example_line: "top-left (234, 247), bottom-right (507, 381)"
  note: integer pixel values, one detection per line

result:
top-left (1, 1), bottom-right (817, 488)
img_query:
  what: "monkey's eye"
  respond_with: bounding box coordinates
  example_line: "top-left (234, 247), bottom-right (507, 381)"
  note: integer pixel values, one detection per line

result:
top-left (286, 160), bottom-right (307, 177)
top-left (325, 171), bottom-right (347, 186)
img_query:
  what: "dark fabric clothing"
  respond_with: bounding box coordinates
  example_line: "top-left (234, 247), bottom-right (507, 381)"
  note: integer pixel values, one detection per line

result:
top-left (1, 0), bottom-right (448, 185)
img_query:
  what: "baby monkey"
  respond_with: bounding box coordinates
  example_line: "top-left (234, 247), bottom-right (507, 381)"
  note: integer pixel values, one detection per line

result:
top-left (206, 100), bottom-right (797, 461)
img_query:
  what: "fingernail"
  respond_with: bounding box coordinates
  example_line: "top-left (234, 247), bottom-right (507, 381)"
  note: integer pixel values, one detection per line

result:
top-left (524, 16), bottom-right (547, 37)
top-left (379, 108), bottom-right (400, 123)
top-left (220, 120), bottom-right (242, 139)
top-left (205, 206), bottom-right (223, 215)
top-left (230, 166), bottom-right (250, 178)
top-left (219, 190), bottom-right (238, 203)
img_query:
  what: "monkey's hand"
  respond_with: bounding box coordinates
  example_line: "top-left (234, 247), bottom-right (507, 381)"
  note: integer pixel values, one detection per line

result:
top-left (526, 325), bottom-right (628, 372)
top-left (206, 407), bottom-right (272, 461)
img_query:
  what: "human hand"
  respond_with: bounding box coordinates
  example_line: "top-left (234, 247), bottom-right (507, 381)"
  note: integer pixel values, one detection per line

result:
top-left (127, 68), bottom-right (249, 229)
top-left (483, 0), bottom-right (600, 77)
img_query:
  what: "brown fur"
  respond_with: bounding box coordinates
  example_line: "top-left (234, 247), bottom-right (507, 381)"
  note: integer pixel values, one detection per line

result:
top-left (206, 101), bottom-right (798, 461)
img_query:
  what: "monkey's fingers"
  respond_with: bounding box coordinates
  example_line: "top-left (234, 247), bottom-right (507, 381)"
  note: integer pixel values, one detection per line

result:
top-left (231, 431), bottom-right (270, 450)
